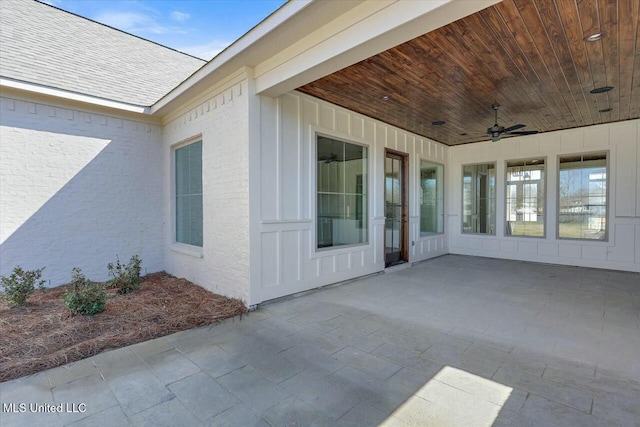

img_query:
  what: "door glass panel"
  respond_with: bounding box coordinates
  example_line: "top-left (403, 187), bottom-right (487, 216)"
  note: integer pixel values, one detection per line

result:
top-left (385, 155), bottom-right (403, 266)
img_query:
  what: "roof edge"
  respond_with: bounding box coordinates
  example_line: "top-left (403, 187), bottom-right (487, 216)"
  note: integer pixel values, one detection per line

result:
top-left (150, 0), bottom-right (314, 114)
top-left (0, 78), bottom-right (150, 114)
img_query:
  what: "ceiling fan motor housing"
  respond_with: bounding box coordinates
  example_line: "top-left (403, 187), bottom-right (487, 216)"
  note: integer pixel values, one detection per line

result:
top-left (488, 125), bottom-right (504, 134)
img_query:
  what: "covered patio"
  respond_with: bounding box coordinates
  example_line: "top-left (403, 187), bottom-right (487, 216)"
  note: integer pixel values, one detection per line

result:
top-left (2, 255), bottom-right (638, 426)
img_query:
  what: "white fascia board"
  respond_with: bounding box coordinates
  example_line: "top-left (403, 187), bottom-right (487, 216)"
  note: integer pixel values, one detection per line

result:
top-left (150, 0), bottom-right (314, 115)
top-left (254, 0), bottom-right (501, 97)
top-left (0, 77), bottom-right (150, 114)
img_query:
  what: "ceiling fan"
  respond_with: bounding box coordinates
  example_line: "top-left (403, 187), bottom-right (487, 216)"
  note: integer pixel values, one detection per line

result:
top-left (318, 153), bottom-right (338, 163)
top-left (486, 104), bottom-right (538, 142)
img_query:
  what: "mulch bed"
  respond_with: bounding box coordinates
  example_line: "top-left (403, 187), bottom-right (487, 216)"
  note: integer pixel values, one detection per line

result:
top-left (0, 272), bottom-right (247, 382)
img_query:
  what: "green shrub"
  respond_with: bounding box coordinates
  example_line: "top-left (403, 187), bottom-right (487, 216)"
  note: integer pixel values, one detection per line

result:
top-left (107, 255), bottom-right (142, 294)
top-left (0, 266), bottom-right (45, 307)
top-left (64, 268), bottom-right (106, 315)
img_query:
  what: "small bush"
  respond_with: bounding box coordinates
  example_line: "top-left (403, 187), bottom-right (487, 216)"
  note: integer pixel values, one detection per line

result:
top-left (0, 266), bottom-right (45, 307)
top-left (107, 255), bottom-right (142, 295)
top-left (64, 268), bottom-right (106, 315)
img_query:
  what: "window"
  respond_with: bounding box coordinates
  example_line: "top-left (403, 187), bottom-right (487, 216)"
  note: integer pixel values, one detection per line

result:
top-left (506, 158), bottom-right (545, 237)
top-left (317, 136), bottom-right (368, 249)
top-left (462, 163), bottom-right (496, 234)
top-left (175, 141), bottom-right (203, 247)
top-left (420, 160), bottom-right (444, 234)
top-left (558, 152), bottom-right (607, 240)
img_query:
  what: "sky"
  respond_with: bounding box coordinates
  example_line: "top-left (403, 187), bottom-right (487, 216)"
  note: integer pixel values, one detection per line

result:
top-left (42, 0), bottom-right (287, 60)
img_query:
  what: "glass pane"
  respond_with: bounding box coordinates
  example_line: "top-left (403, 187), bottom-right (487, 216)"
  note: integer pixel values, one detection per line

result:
top-left (559, 153), bottom-right (606, 240)
top-left (175, 141), bottom-right (203, 247)
top-left (343, 194), bottom-right (367, 245)
top-left (385, 217), bottom-right (400, 251)
top-left (505, 159), bottom-right (545, 237)
top-left (176, 195), bottom-right (190, 244)
top-left (317, 137), bottom-right (344, 193)
top-left (175, 146), bottom-right (189, 196)
top-left (420, 161), bottom-right (444, 234)
top-left (317, 136), bottom-right (368, 249)
top-left (392, 159), bottom-right (401, 204)
top-left (462, 163), bottom-right (496, 234)
top-left (344, 144), bottom-right (366, 194)
top-left (462, 169), bottom-right (473, 233)
top-left (189, 141), bottom-right (202, 194)
top-left (189, 194), bottom-right (203, 247)
top-left (317, 193), bottom-right (343, 248)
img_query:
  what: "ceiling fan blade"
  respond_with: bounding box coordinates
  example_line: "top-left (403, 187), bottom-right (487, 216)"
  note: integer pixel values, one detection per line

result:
top-left (506, 130), bottom-right (539, 136)
top-left (504, 124), bottom-right (526, 132)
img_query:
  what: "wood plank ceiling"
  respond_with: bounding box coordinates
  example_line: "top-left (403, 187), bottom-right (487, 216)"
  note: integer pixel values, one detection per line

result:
top-left (297, 0), bottom-right (640, 146)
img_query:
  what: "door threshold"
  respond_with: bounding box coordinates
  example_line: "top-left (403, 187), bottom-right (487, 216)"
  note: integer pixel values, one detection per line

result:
top-left (384, 262), bottom-right (410, 273)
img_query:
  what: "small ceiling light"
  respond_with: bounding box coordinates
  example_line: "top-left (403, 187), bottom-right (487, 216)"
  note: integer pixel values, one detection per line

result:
top-left (599, 107), bottom-right (612, 113)
top-left (590, 86), bottom-right (614, 94)
top-left (381, 95), bottom-right (390, 101)
top-left (584, 32), bottom-right (604, 42)
top-left (432, 120), bottom-right (446, 126)
top-left (459, 132), bottom-right (468, 136)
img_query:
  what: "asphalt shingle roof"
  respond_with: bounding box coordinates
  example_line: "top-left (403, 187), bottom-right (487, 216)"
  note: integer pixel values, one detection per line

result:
top-left (0, 0), bottom-right (206, 106)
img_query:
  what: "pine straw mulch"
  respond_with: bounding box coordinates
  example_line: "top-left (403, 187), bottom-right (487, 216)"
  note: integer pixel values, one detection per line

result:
top-left (0, 272), bottom-right (247, 382)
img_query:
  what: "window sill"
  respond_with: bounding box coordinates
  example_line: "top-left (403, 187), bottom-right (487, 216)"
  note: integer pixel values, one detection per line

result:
top-left (312, 242), bottom-right (370, 258)
top-left (419, 232), bottom-right (445, 238)
top-left (556, 237), bottom-right (609, 244)
top-left (504, 234), bottom-right (546, 239)
top-left (170, 243), bottom-right (203, 258)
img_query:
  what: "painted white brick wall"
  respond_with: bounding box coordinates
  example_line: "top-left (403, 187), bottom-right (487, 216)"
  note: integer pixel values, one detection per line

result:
top-left (163, 80), bottom-right (251, 303)
top-left (0, 96), bottom-right (164, 286)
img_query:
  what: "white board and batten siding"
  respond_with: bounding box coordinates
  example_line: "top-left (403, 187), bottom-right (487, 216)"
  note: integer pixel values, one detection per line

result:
top-left (254, 91), bottom-right (449, 304)
top-left (449, 119), bottom-right (640, 273)
top-left (162, 78), bottom-right (251, 303)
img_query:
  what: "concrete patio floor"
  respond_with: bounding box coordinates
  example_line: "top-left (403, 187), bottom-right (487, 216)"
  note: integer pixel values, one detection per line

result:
top-left (1, 255), bottom-right (639, 426)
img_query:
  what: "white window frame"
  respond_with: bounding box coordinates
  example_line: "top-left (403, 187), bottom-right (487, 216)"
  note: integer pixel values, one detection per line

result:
top-left (461, 161), bottom-right (497, 235)
top-left (170, 136), bottom-right (204, 257)
top-left (313, 130), bottom-right (371, 253)
top-left (556, 151), bottom-right (609, 242)
top-left (504, 157), bottom-right (547, 239)
top-left (419, 158), bottom-right (445, 236)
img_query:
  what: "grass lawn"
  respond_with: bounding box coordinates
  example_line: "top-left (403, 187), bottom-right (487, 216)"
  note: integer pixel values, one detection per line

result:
top-left (508, 221), bottom-right (605, 239)
top-left (0, 273), bottom-right (246, 382)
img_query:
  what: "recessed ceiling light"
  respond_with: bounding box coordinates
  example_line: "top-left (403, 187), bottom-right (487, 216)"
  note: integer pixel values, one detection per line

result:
top-left (590, 86), bottom-right (614, 94)
top-left (584, 32), bottom-right (605, 42)
top-left (381, 95), bottom-right (390, 101)
top-left (459, 132), bottom-right (468, 136)
top-left (432, 121), bottom-right (446, 126)
top-left (599, 107), bottom-right (613, 113)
